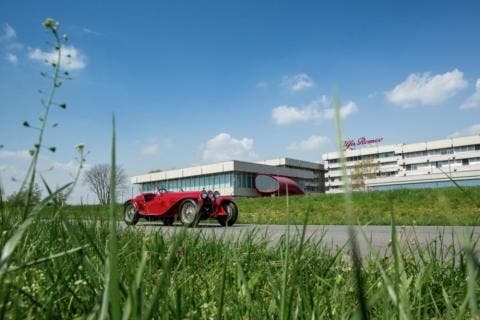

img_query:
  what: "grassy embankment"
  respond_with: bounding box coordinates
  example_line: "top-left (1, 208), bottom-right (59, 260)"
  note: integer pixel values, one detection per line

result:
top-left (55, 186), bottom-right (480, 225)
top-left (237, 186), bottom-right (480, 225)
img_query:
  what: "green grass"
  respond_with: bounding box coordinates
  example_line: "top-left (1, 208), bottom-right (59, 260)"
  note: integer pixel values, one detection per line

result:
top-left (0, 206), bottom-right (479, 319)
top-left (236, 186), bottom-right (480, 225)
top-left (37, 185), bottom-right (480, 226)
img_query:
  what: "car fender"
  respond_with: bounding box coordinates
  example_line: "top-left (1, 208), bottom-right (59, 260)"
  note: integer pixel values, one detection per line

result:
top-left (169, 197), bottom-right (204, 215)
top-left (124, 198), bottom-right (141, 212)
top-left (215, 198), bottom-right (236, 216)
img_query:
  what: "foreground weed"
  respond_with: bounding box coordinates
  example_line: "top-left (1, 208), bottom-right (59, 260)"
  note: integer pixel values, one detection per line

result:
top-left (0, 19), bottom-right (85, 278)
top-left (333, 91), bottom-right (369, 319)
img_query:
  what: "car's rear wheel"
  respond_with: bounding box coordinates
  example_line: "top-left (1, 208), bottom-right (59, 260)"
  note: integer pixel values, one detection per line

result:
top-left (162, 217), bottom-right (174, 226)
top-left (218, 201), bottom-right (238, 227)
top-left (124, 202), bottom-right (139, 225)
top-left (179, 199), bottom-right (199, 227)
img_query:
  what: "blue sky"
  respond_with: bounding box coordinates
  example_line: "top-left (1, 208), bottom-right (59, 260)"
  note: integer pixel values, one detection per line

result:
top-left (1, 1), bottom-right (480, 203)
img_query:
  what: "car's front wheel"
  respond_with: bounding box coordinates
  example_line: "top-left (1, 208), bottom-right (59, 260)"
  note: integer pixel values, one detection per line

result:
top-left (218, 201), bottom-right (238, 227)
top-left (124, 202), bottom-right (139, 225)
top-left (179, 199), bottom-right (199, 227)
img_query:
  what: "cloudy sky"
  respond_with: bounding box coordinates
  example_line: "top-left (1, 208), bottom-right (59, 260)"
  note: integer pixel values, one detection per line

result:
top-left (1, 1), bottom-right (480, 203)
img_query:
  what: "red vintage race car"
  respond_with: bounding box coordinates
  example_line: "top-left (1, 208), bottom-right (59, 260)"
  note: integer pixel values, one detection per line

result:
top-left (123, 188), bottom-right (238, 227)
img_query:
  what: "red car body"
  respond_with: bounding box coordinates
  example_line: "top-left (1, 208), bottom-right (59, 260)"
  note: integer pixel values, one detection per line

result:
top-left (123, 189), bottom-right (238, 227)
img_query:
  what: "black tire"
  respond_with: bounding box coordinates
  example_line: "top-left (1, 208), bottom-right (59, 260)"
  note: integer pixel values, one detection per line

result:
top-left (124, 202), bottom-right (139, 225)
top-left (218, 201), bottom-right (238, 227)
top-left (162, 217), bottom-right (175, 226)
top-left (179, 199), bottom-right (199, 227)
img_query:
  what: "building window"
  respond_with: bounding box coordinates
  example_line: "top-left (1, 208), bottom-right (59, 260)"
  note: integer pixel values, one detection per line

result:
top-left (463, 159), bottom-right (469, 166)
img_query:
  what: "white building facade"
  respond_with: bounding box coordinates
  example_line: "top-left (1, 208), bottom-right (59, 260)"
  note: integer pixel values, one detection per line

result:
top-left (322, 135), bottom-right (480, 193)
top-left (131, 158), bottom-right (325, 197)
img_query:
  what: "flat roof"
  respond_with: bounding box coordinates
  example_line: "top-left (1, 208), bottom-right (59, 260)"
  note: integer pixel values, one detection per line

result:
top-left (131, 157), bottom-right (324, 184)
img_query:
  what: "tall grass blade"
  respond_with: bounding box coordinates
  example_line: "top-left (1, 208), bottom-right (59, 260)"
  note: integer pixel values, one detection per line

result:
top-left (280, 183), bottom-right (291, 320)
top-left (106, 114), bottom-right (121, 320)
top-left (464, 237), bottom-right (479, 318)
top-left (122, 245), bottom-right (148, 320)
top-left (217, 253), bottom-right (228, 320)
top-left (7, 244), bottom-right (88, 272)
top-left (333, 90), bottom-right (369, 320)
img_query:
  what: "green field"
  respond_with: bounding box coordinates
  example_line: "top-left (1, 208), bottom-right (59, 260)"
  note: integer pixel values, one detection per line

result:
top-left (54, 186), bottom-right (480, 226)
top-left (237, 186), bottom-right (480, 226)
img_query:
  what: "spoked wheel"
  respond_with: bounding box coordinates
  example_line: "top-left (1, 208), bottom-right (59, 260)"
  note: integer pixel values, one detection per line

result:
top-left (161, 217), bottom-right (175, 226)
top-left (179, 199), bottom-right (199, 227)
top-left (124, 202), bottom-right (139, 225)
top-left (218, 201), bottom-right (238, 227)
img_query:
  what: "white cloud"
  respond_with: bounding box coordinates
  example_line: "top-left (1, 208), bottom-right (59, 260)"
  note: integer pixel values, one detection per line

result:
top-left (448, 124), bottom-right (480, 138)
top-left (367, 91), bottom-right (379, 99)
top-left (0, 164), bottom-right (15, 172)
top-left (287, 135), bottom-right (329, 151)
top-left (202, 133), bottom-right (257, 162)
top-left (137, 137), bottom-right (172, 157)
top-left (82, 27), bottom-right (100, 36)
top-left (0, 148), bottom-right (91, 203)
top-left (281, 73), bottom-right (315, 92)
top-left (272, 97), bottom-right (358, 125)
top-left (0, 23), bottom-right (16, 42)
top-left (322, 101), bottom-right (358, 120)
top-left (142, 144), bottom-right (160, 156)
top-left (256, 81), bottom-right (268, 89)
top-left (460, 79), bottom-right (480, 109)
top-left (5, 52), bottom-right (18, 64)
top-left (29, 45), bottom-right (87, 70)
top-left (0, 149), bottom-right (30, 159)
top-left (386, 69), bottom-right (468, 107)
top-left (272, 105), bottom-right (311, 124)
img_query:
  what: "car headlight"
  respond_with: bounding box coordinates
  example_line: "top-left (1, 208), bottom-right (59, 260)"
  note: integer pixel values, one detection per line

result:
top-left (208, 190), bottom-right (214, 200)
top-left (201, 190), bottom-right (208, 199)
top-left (214, 191), bottom-right (221, 199)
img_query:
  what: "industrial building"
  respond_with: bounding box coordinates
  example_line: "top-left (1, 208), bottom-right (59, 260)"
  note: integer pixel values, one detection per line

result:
top-left (131, 158), bottom-right (325, 197)
top-left (322, 135), bottom-right (480, 193)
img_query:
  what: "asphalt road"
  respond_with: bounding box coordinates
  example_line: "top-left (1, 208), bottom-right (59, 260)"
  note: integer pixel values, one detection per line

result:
top-left (131, 223), bottom-right (480, 256)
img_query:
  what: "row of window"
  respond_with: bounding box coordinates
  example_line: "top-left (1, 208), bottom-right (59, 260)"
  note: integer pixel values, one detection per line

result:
top-left (140, 172), bottom-right (258, 192)
top-left (402, 144), bottom-right (480, 158)
top-left (328, 171), bottom-right (397, 182)
top-left (327, 161), bottom-right (398, 172)
top-left (405, 157), bottom-right (480, 171)
top-left (328, 151), bottom-right (396, 164)
top-left (327, 157), bottom-right (480, 180)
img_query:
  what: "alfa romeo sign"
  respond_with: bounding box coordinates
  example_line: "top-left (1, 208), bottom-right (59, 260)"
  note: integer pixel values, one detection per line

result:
top-left (344, 137), bottom-right (384, 150)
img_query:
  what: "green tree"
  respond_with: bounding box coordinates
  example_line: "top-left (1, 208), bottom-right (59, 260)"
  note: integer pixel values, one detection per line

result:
top-left (7, 183), bottom-right (42, 207)
top-left (351, 158), bottom-right (379, 191)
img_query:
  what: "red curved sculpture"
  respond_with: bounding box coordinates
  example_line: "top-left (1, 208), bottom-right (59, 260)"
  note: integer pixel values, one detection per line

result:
top-left (254, 174), bottom-right (304, 196)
